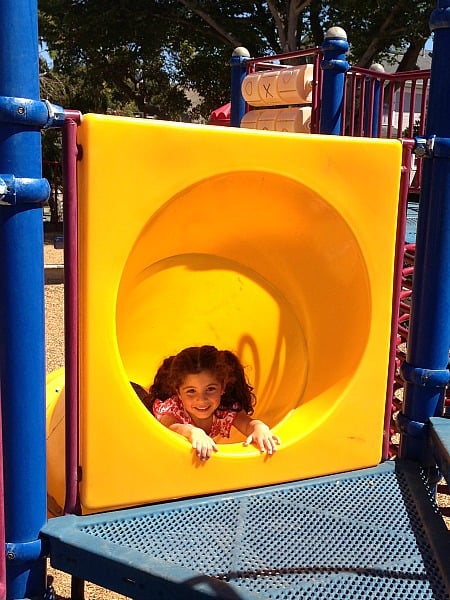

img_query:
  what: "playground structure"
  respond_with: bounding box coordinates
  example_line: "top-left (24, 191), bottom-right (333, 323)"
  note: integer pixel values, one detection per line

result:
top-left (2, 2), bottom-right (450, 600)
top-left (46, 115), bottom-right (401, 514)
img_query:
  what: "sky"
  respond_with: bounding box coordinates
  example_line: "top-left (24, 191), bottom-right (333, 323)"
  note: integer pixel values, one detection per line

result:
top-left (39, 42), bottom-right (53, 67)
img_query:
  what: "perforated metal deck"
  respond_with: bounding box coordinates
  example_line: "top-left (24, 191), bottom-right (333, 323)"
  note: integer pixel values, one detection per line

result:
top-left (430, 418), bottom-right (450, 493)
top-left (42, 460), bottom-right (450, 599)
top-left (406, 201), bottom-right (419, 243)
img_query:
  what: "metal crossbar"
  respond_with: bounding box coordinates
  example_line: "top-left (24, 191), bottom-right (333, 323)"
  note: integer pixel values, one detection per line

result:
top-left (42, 460), bottom-right (450, 600)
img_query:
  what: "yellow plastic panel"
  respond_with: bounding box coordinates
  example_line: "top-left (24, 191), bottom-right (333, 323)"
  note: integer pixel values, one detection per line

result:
top-left (57, 115), bottom-right (402, 512)
top-left (46, 368), bottom-right (65, 517)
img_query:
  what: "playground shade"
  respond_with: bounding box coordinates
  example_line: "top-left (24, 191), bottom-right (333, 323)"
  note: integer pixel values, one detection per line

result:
top-left (208, 102), bottom-right (231, 126)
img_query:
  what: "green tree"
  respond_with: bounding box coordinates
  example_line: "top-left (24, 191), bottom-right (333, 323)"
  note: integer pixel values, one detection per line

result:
top-left (323, 0), bottom-right (433, 69)
top-left (38, 0), bottom-right (434, 121)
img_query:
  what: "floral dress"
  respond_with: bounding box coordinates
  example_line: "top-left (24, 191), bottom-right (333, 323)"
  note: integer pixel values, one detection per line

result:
top-left (152, 396), bottom-right (240, 438)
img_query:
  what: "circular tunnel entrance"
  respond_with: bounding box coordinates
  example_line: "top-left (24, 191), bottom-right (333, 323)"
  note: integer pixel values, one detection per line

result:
top-left (116, 170), bottom-right (370, 435)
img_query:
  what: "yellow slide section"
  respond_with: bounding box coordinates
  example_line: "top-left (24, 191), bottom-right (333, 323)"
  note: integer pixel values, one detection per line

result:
top-left (47, 115), bottom-right (402, 513)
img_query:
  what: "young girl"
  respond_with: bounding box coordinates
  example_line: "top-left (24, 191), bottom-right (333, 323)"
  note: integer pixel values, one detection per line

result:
top-left (145, 345), bottom-right (280, 461)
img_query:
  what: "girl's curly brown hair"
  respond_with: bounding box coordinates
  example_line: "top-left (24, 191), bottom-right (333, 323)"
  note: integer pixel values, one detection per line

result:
top-left (146, 345), bottom-right (255, 415)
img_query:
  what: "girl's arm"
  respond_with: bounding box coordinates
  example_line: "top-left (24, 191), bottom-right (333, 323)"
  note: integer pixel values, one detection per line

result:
top-left (158, 414), bottom-right (218, 461)
top-left (233, 412), bottom-right (281, 455)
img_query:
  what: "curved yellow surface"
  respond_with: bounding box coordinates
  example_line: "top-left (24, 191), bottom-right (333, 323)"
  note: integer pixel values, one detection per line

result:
top-left (46, 115), bottom-right (402, 513)
top-left (46, 368), bottom-right (65, 517)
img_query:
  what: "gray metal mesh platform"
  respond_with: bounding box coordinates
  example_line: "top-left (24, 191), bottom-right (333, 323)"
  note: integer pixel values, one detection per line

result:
top-left (406, 202), bottom-right (419, 243)
top-left (41, 460), bottom-right (450, 599)
top-left (430, 418), bottom-right (450, 486)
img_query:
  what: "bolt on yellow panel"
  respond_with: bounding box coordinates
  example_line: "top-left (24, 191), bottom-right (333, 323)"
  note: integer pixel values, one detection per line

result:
top-left (46, 114), bottom-right (402, 513)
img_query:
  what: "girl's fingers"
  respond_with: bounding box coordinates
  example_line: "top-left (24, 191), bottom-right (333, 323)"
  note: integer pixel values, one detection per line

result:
top-left (267, 435), bottom-right (281, 453)
top-left (192, 438), bottom-right (218, 461)
top-left (244, 433), bottom-right (281, 454)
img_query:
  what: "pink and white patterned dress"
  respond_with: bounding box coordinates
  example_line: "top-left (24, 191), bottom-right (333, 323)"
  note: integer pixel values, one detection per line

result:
top-left (152, 396), bottom-right (240, 438)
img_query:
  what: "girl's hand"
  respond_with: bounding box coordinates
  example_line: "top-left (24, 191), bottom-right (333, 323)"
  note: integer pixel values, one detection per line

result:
top-left (189, 427), bottom-right (218, 461)
top-left (244, 420), bottom-right (281, 455)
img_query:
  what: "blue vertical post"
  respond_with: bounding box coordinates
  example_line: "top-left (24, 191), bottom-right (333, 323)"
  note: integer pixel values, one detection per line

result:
top-left (320, 27), bottom-right (350, 135)
top-left (364, 64), bottom-right (384, 137)
top-left (399, 0), bottom-right (450, 461)
top-left (0, 0), bottom-right (49, 597)
top-left (230, 47), bottom-right (250, 127)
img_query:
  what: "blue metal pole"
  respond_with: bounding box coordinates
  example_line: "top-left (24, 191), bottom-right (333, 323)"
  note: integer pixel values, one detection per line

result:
top-left (230, 47), bottom-right (250, 127)
top-left (364, 64), bottom-right (384, 137)
top-left (0, 0), bottom-right (50, 597)
top-left (320, 27), bottom-right (350, 135)
top-left (399, 0), bottom-right (450, 462)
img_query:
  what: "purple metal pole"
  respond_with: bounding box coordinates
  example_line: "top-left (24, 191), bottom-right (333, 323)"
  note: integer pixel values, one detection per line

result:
top-left (61, 111), bottom-right (85, 600)
top-left (320, 27), bottom-right (350, 135)
top-left (399, 0), bottom-right (450, 461)
top-left (382, 141), bottom-right (413, 460)
top-left (62, 112), bottom-right (82, 516)
top-left (0, 0), bottom-right (47, 597)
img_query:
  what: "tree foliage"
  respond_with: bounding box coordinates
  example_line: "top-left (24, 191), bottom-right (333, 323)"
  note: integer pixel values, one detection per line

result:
top-left (38, 0), bottom-right (434, 121)
top-left (324, 0), bottom-right (433, 70)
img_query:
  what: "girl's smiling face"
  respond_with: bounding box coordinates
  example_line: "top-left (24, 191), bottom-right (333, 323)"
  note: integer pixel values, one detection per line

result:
top-left (178, 371), bottom-right (223, 425)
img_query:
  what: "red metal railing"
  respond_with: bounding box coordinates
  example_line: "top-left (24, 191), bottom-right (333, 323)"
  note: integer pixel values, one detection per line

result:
top-left (390, 244), bottom-right (415, 456)
top-left (342, 68), bottom-right (433, 456)
top-left (342, 66), bottom-right (430, 196)
top-left (343, 67), bottom-right (430, 136)
top-left (245, 50), bottom-right (430, 155)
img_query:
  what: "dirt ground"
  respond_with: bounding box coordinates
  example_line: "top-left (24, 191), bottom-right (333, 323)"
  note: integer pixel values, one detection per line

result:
top-left (43, 239), bottom-right (450, 599)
